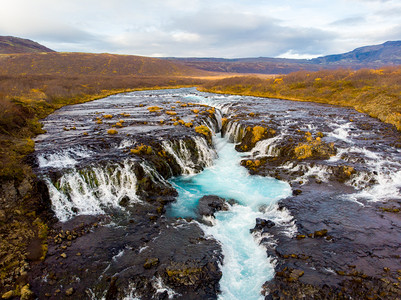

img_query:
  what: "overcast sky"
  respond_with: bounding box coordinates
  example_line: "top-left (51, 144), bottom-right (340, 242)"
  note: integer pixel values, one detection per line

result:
top-left (1, 0), bottom-right (400, 58)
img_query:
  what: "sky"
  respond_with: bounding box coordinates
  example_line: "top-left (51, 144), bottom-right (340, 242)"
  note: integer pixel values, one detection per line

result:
top-left (1, 0), bottom-right (400, 59)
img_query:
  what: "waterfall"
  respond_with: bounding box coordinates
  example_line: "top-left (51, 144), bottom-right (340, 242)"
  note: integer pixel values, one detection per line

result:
top-left (161, 137), bottom-right (217, 175)
top-left (250, 135), bottom-right (282, 158)
top-left (223, 121), bottom-right (245, 143)
top-left (45, 160), bottom-right (140, 221)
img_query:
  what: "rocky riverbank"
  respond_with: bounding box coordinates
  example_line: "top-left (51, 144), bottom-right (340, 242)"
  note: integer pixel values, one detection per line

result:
top-left (219, 96), bottom-right (401, 299)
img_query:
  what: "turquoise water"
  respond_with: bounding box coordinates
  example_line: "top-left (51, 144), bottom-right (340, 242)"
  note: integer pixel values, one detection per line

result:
top-left (168, 134), bottom-right (292, 299)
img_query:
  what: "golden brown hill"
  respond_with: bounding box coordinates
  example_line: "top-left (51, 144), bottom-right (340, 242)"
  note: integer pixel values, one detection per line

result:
top-left (0, 52), bottom-right (210, 77)
top-left (201, 67), bottom-right (401, 130)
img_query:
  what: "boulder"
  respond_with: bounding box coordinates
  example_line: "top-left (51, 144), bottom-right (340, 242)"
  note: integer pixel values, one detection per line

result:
top-left (197, 195), bottom-right (229, 217)
top-left (251, 218), bottom-right (276, 233)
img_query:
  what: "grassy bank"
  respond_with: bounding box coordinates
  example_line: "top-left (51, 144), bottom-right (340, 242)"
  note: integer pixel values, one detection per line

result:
top-left (200, 67), bottom-right (401, 131)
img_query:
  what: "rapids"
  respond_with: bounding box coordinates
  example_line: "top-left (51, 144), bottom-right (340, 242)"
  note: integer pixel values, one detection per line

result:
top-left (168, 135), bottom-right (291, 299)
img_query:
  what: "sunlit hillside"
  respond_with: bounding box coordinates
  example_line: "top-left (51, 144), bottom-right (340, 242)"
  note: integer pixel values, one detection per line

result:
top-left (0, 52), bottom-right (210, 77)
top-left (201, 67), bottom-right (401, 131)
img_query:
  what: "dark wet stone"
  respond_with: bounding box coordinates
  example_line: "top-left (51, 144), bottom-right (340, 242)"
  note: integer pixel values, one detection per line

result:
top-left (251, 218), bottom-right (276, 233)
top-left (197, 195), bottom-right (229, 217)
top-left (292, 189), bottom-right (302, 196)
top-left (118, 196), bottom-right (131, 207)
top-left (143, 257), bottom-right (159, 269)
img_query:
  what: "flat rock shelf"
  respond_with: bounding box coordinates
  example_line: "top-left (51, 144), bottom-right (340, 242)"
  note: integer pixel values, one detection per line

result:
top-left (29, 88), bottom-right (401, 299)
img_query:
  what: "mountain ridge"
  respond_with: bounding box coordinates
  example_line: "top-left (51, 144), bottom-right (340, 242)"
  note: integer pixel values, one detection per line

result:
top-left (164, 40), bottom-right (401, 74)
top-left (1, 36), bottom-right (401, 74)
top-left (0, 36), bottom-right (54, 54)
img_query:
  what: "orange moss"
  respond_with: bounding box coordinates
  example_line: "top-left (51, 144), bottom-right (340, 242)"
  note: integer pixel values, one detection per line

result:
top-left (130, 144), bottom-right (152, 155)
top-left (252, 126), bottom-right (266, 143)
top-left (148, 106), bottom-right (162, 112)
top-left (107, 129), bottom-right (118, 135)
top-left (195, 125), bottom-right (211, 137)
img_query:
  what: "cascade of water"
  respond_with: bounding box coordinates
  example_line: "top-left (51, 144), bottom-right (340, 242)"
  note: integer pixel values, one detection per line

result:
top-left (223, 121), bottom-right (245, 143)
top-left (162, 140), bottom-right (196, 175)
top-left (168, 134), bottom-right (292, 299)
top-left (46, 160), bottom-right (140, 221)
top-left (161, 137), bottom-right (217, 175)
top-left (37, 147), bottom-right (92, 169)
top-left (250, 135), bottom-right (282, 158)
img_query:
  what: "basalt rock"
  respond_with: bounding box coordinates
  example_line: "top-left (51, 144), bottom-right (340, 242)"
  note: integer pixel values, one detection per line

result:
top-left (197, 195), bottom-right (229, 217)
top-left (250, 218), bottom-right (276, 233)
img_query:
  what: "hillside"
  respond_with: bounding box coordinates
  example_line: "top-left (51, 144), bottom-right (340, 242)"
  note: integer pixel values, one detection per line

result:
top-left (165, 41), bottom-right (401, 74)
top-left (0, 36), bottom-right (54, 54)
top-left (201, 67), bottom-right (401, 130)
top-left (0, 52), bottom-right (210, 77)
top-left (312, 41), bottom-right (401, 65)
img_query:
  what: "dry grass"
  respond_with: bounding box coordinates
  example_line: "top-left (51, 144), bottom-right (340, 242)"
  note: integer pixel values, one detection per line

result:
top-left (201, 67), bottom-right (401, 130)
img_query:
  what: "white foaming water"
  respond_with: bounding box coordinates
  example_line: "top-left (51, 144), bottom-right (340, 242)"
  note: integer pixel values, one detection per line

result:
top-left (224, 121), bottom-right (245, 143)
top-left (201, 206), bottom-right (274, 299)
top-left (46, 160), bottom-right (140, 221)
top-left (250, 135), bottom-right (283, 158)
top-left (151, 276), bottom-right (180, 299)
top-left (168, 135), bottom-right (292, 299)
top-left (327, 144), bottom-right (401, 201)
top-left (329, 122), bottom-right (352, 142)
top-left (162, 137), bottom-right (216, 175)
top-left (38, 147), bottom-right (91, 168)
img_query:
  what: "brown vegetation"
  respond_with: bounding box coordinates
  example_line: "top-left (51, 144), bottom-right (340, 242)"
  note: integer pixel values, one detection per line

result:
top-left (0, 52), bottom-right (210, 77)
top-left (201, 67), bottom-right (401, 130)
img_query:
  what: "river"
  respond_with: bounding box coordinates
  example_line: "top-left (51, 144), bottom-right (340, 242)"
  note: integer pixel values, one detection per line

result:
top-left (31, 88), bottom-right (401, 299)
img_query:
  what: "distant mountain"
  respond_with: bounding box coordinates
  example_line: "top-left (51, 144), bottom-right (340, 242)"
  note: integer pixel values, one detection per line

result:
top-left (2, 36), bottom-right (400, 75)
top-left (311, 41), bottom-right (401, 65)
top-left (0, 36), bottom-right (55, 54)
top-left (163, 57), bottom-right (320, 74)
top-left (164, 41), bottom-right (401, 74)
top-left (0, 52), bottom-right (209, 77)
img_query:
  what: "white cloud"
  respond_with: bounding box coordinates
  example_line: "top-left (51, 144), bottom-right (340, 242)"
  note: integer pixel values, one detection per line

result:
top-left (0, 0), bottom-right (400, 57)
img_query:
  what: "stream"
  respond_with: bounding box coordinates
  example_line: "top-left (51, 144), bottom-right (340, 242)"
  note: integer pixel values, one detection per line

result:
top-left (168, 134), bottom-right (291, 299)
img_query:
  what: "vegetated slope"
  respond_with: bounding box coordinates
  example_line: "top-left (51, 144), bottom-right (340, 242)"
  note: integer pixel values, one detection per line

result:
top-left (0, 36), bottom-right (55, 54)
top-left (165, 41), bottom-right (401, 74)
top-left (0, 52), bottom-right (210, 77)
top-left (201, 67), bottom-right (401, 131)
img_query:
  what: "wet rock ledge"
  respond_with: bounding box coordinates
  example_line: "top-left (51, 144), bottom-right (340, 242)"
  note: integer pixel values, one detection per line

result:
top-left (220, 97), bottom-right (401, 299)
